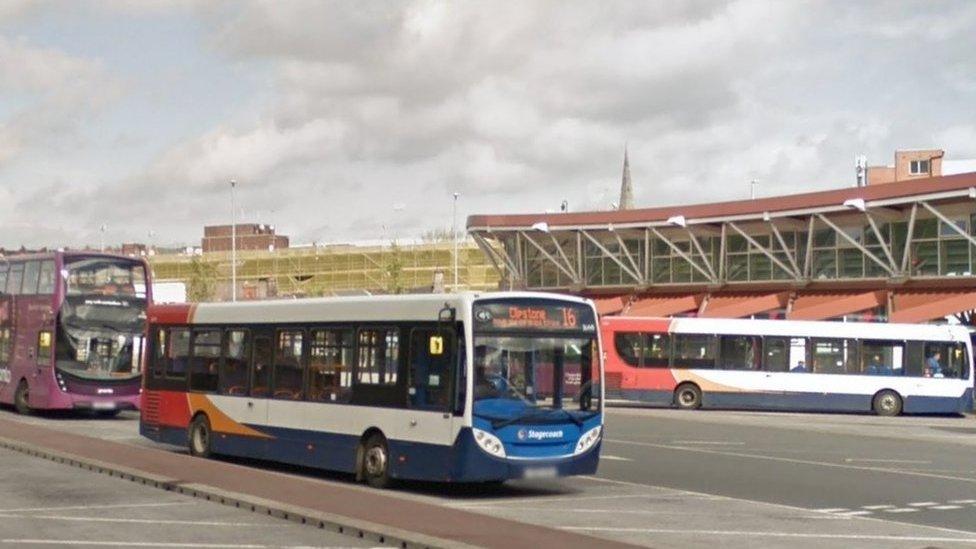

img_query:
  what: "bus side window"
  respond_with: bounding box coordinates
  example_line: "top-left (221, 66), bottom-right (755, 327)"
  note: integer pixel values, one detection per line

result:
top-left (220, 330), bottom-right (250, 396)
top-left (6, 263), bottom-right (24, 295)
top-left (308, 328), bottom-right (353, 403)
top-left (251, 336), bottom-right (272, 397)
top-left (614, 332), bottom-right (642, 367)
top-left (273, 330), bottom-right (305, 400)
top-left (37, 331), bottom-right (52, 365)
top-left (37, 261), bottom-right (55, 294)
top-left (166, 328), bottom-right (191, 379)
top-left (21, 261), bottom-right (40, 296)
top-left (0, 263), bottom-right (8, 294)
top-left (152, 328), bottom-right (167, 378)
top-left (189, 329), bottom-right (220, 393)
top-left (642, 334), bottom-right (671, 368)
top-left (672, 334), bottom-right (715, 369)
top-left (357, 328), bottom-right (399, 386)
top-left (719, 335), bottom-right (760, 370)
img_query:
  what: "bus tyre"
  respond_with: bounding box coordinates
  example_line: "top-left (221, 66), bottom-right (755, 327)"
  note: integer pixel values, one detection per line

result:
top-left (361, 434), bottom-right (392, 489)
top-left (873, 390), bottom-right (903, 417)
top-left (188, 415), bottom-right (213, 458)
top-left (674, 383), bottom-right (702, 410)
top-left (14, 381), bottom-right (30, 416)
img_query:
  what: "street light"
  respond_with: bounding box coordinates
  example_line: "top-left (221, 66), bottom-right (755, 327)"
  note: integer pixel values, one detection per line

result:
top-left (230, 179), bottom-right (237, 302)
top-left (99, 224), bottom-right (107, 252)
top-left (452, 192), bottom-right (460, 291)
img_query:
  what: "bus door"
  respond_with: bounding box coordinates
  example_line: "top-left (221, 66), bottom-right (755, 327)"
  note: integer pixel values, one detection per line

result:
top-left (239, 334), bottom-right (272, 459)
top-left (407, 327), bottom-right (458, 448)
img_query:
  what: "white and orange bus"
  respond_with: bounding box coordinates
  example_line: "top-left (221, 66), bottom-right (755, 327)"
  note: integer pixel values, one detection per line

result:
top-left (140, 292), bottom-right (604, 486)
top-left (602, 316), bottom-right (972, 416)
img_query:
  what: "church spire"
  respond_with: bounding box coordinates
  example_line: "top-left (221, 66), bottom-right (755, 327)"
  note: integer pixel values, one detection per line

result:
top-left (619, 145), bottom-right (634, 210)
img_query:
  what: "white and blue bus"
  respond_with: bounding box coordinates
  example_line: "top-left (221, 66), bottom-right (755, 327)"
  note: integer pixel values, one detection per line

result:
top-left (140, 292), bottom-right (603, 486)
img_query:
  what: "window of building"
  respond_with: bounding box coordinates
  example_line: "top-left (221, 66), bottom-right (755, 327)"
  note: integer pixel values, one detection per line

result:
top-left (308, 328), bottom-right (353, 402)
top-left (672, 334), bottom-right (716, 369)
top-left (188, 329), bottom-right (221, 392)
top-left (273, 330), bottom-right (304, 399)
top-left (910, 159), bottom-right (929, 175)
top-left (357, 328), bottom-right (399, 385)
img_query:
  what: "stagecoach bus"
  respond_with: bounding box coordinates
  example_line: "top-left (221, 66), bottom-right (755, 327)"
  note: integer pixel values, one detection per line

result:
top-left (140, 292), bottom-right (604, 486)
top-left (0, 251), bottom-right (150, 415)
top-left (603, 316), bottom-right (973, 416)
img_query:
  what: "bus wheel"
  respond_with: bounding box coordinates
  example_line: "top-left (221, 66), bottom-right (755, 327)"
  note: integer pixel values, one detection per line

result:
top-left (674, 383), bottom-right (702, 410)
top-left (14, 381), bottom-right (31, 415)
top-left (361, 433), bottom-right (392, 489)
top-left (873, 390), bottom-right (903, 417)
top-left (188, 415), bottom-right (213, 458)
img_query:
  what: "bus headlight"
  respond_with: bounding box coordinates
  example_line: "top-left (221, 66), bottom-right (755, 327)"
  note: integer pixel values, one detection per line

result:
top-left (472, 428), bottom-right (507, 458)
top-left (574, 425), bottom-right (602, 455)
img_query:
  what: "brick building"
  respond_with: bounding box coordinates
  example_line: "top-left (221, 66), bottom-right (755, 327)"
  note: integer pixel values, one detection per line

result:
top-left (867, 149), bottom-right (976, 185)
top-left (201, 224), bottom-right (289, 253)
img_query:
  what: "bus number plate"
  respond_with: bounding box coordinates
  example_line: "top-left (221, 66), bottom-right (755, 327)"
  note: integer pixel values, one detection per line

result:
top-left (523, 466), bottom-right (557, 479)
top-left (93, 402), bottom-right (116, 410)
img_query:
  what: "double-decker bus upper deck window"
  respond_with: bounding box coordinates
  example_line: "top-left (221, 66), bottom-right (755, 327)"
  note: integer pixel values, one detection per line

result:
top-left (21, 261), bottom-right (40, 295)
top-left (6, 263), bottom-right (23, 295)
top-left (37, 261), bottom-right (55, 294)
top-left (0, 264), bottom-right (7, 293)
top-left (357, 328), bottom-right (399, 385)
top-left (189, 329), bottom-right (220, 392)
top-left (64, 258), bottom-right (147, 298)
top-left (274, 330), bottom-right (305, 400)
top-left (166, 328), bottom-right (191, 379)
top-left (308, 329), bottom-right (353, 402)
top-left (220, 330), bottom-right (249, 396)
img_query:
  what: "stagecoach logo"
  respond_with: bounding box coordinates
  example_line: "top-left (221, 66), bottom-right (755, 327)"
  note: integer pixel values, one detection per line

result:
top-left (517, 428), bottom-right (564, 441)
top-left (475, 308), bottom-right (492, 322)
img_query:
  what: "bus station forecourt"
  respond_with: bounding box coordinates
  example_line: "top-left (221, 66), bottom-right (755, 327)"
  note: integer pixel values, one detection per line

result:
top-left (4, 174), bottom-right (976, 547)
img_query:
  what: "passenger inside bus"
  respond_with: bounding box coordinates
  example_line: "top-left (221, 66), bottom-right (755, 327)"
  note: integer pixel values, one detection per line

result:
top-left (789, 360), bottom-right (807, 373)
top-left (925, 351), bottom-right (943, 378)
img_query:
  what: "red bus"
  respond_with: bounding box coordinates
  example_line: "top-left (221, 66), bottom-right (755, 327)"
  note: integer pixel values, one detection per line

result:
top-left (0, 251), bottom-right (151, 415)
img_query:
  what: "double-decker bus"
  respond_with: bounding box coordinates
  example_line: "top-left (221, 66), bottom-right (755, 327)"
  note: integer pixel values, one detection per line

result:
top-left (0, 251), bottom-right (150, 415)
top-left (140, 292), bottom-right (603, 486)
top-left (603, 316), bottom-right (973, 416)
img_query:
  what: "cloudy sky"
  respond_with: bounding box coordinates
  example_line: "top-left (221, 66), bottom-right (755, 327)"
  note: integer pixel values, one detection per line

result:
top-left (1, 1), bottom-right (974, 248)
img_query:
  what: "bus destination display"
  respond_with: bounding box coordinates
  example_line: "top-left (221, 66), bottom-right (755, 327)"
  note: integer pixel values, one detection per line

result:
top-left (474, 302), bottom-right (595, 332)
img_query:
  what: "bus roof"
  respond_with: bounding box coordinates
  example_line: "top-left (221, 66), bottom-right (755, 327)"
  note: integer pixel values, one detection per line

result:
top-left (602, 315), bottom-right (970, 342)
top-left (149, 291), bottom-right (594, 325)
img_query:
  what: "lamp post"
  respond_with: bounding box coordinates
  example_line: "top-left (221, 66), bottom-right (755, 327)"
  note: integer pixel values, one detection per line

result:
top-left (452, 192), bottom-right (460, 291)
top-left (230, 179), bottom-right (237, 302)
top-left (99, 224), bottom-right (107, 252)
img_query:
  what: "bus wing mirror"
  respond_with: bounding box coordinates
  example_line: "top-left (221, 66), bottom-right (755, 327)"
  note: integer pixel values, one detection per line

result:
top-left (438, 304), bottom-right (455, 323)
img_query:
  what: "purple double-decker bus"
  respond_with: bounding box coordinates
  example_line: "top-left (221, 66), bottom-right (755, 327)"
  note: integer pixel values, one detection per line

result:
top-left (0, 251), bottom-right (151, 415)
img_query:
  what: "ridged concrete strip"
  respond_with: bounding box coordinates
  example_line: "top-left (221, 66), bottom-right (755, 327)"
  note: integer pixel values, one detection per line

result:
top-left (0, 434), bottom-right (471, 549)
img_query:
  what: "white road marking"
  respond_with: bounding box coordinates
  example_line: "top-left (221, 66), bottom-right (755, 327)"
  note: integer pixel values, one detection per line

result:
top-left (862, 505), bottom-right (896, 510)
top-left (931, 505), bottom-right (964, 510)
top-left (0, 502), bottom-right (187, 513)
top-left (844, 458), bottom-right (932, 464)
top-left (671, 440), bottom-right (745, 445)
top-left (814, 508), bottom-right (849, 513)
top-left (835, 510), bottom-right (873, 517)
top-left (0, 542), bottom-right (364, 548)
top-left (909, 501), bottom-right (939, 507)
top-left (884, 508), bottom-right (919, 513)
top-left (558, 527), bottom-right (976, 543)
top-left (606, 438), bottom-right (976, 484)
top-left (600, 454), bottom-right (633, 461)
top-left (580, 476), bottom-right (976, 538)
top-left (0, 515), bottom-right (260, 527)
top-left (951, 499), bottom-right (976, 504)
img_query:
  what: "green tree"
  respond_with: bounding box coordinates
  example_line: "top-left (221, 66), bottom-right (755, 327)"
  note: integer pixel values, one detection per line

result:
top-left (187, 256), bottom-right (218, 302)
top-left (384, 240), bottom-right (405, 294)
